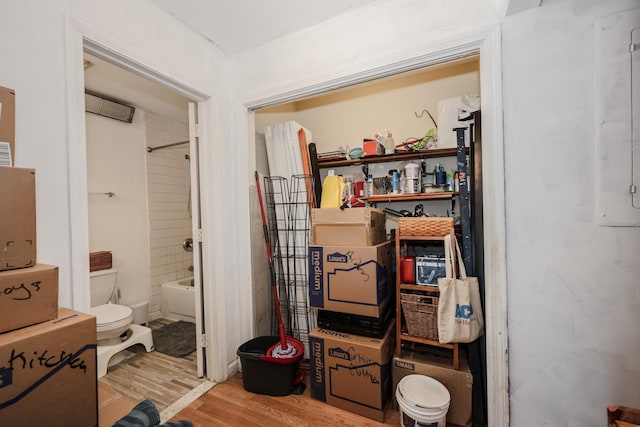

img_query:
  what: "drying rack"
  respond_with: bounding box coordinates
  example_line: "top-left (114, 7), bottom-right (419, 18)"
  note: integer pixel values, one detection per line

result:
top-left (263, 174), bottom-right (316, 358)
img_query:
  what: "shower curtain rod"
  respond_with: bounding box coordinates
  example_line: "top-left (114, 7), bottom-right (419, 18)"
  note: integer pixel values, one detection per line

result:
top-left (146, 140), bottom-right (189, 153)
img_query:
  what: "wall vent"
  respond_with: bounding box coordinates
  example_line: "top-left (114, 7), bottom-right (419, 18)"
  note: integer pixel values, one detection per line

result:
top-left (85, 90), bottom-right (135, 123)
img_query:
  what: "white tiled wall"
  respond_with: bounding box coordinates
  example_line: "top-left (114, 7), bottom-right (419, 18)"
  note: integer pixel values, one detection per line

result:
top-left (145, 113), bottom-right (193, 315)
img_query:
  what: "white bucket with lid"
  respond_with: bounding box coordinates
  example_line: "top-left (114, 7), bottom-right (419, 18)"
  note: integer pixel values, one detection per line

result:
top-left (396, 374), bottom-right (450, 427)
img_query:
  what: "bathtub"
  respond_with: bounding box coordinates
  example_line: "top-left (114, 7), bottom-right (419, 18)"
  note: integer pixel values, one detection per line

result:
top-left (160, 277), bottom-right (195, 323)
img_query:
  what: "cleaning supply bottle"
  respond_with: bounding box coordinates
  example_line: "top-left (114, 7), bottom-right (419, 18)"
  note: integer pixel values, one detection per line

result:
top-left (343, 176), bottom-right (353, 206)
top-left (446, 171), bottom-right (454, 191)
top-left (366, 174), bottom-right (374, 197)
top-left (384, 131), bottom-right (395, 155)
top-left (320, 170), bottom-right (345, 208)
top-left (438, 166), bottom-right (447, 187)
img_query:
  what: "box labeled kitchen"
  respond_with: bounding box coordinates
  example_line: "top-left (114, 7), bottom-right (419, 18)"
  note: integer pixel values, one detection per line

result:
top-left (0, 86), bottom-right (16, 166)
top-left (0, 166), bottom-right (36, 271)
top-left (309, 321), bottom-right (395, 422)
top-left (0, 264), bottom-right (58, 333)
top-left (311, 207), bottom-right (386, 246)
top-left (309, 240), bottom-right (391, 317)
top-left (392, 351), bottom-right (473, 426)
top-left (0, 307), bottom-right (97, 427)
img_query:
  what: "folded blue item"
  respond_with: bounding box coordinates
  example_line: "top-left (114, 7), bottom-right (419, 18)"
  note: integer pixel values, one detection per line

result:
top-left (112, 399), bottom-right (193, 427)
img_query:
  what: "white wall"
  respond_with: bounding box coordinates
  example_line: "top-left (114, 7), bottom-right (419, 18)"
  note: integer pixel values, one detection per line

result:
top-left (256, 59), bottom-right (480, 153)
top-left (233, 0), bottom-right (499, 106)
top-left (502, 1), bottom-right (640, 425)
top-left (145, 113), bottom-right (193, 316)
top-left (86, 111), bottom-right (150, 307)
top-left (86, 110), bottom-right (193, 318)
top-left (0, 0), bottom-right (237, 381)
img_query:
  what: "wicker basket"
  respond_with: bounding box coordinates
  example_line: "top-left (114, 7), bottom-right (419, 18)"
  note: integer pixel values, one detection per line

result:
top-left (398, 217), bottom-right (454, 237)
top-left (400, 292), bottom-right (439, 341)
top-left (90, 251), bottom-right (112, 272)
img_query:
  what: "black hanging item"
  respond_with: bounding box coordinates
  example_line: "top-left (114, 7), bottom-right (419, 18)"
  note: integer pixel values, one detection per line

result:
top-left (308, 143), bottom-right (322, 208)
top-left (455, 123), bottom-right (487, 427)
top-left (455, 126), bottom-right (472, 272)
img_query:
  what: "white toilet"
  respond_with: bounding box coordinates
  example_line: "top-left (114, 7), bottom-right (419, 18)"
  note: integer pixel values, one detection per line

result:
top-left (89, 268), bottom-right (154, 377)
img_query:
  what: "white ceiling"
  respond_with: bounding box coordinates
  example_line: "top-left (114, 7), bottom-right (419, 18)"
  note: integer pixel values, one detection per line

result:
top-left (84, 1), bottom-right (381, 122)
top-left (150, 0), bottom-right (381, 56)
top-left (85, 0), bottom-right (531, 122)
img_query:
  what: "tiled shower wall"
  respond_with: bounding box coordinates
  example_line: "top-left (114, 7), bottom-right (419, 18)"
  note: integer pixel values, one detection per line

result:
top-left (145, 113), bottom-right (193, 316)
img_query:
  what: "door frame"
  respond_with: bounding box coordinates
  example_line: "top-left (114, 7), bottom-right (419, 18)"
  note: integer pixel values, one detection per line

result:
top-left (63, 15), bottom-right (224, 381)
top-left (241, 26), bottom-right (508, 426)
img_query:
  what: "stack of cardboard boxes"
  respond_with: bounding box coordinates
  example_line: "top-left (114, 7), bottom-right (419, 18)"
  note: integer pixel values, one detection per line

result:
top-left (0, 86), bottom-right (98, 426)
top-left (307, 206), bottom-right (474, 426)
top-left (307, 207), bottom-right (395, 422)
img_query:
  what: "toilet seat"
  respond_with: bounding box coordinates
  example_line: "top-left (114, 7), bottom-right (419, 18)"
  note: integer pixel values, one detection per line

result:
top-left (90, 304), bottom-right (133, 333)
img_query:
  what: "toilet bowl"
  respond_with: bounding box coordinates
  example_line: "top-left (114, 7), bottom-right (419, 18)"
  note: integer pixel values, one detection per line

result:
top-left (89, 268), bottom-right (154, 377)
top-left (90, 303), bottom-right (134, 345)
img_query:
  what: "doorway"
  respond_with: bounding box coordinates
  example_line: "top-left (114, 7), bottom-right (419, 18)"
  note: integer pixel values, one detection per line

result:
top-left (244, 25), bottom-right (507, 423)
top-left (254, 54), bottom-right (487, 421)
top-left (82, 50), bottom-right (209, 404)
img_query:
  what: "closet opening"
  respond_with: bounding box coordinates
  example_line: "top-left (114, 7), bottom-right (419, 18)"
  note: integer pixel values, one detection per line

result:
top-left (250, 54), bottom-right (488, 425)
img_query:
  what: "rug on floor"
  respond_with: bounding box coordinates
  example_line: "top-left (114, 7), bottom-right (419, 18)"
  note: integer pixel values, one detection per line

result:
top-left (152, 321), bottom-right (196, 358)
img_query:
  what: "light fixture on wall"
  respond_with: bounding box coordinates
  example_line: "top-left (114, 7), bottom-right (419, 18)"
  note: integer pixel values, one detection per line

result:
top-left (85, 90), bottom-right (135, 123)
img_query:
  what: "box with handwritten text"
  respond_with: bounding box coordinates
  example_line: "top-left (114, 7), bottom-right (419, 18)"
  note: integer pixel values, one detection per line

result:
top-left (308, 240), bottom-right (391, 317)
top-left (309, 321), bottom-right (395, 422)
top-left (0, 264), bottom-right (58, 333)
top-left (0, 307), bottom-right (97, 426)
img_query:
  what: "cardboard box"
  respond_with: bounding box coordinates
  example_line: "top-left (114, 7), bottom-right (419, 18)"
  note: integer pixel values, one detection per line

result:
top-left (0, 307), bottom-right (97, 427)
top-left (309, 321), bottom-right (395, 422)
top-left (98, 382), bottom-right (136, 427)
top-left (392, 351), bottom-right (473, 427)
top-left (0, 264), bottom-right (59, 333)
top-left (309, 241), bottom-right (392, 317)
top-left (0, 86), bottom-right (15, 166)
top-left (312, 207), bottom-right (386, 246)
top-left (363, 139), bottom-right (383, 156)
top-left (0, 166), bottom-right (36, 270)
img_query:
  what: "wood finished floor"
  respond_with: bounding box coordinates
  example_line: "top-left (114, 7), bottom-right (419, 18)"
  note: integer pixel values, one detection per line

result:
top-left (101, 319), bottom-right (402, 426)
top-left (99, 321), bottom-right (454, 426)
top-left (171, 369), bottom-right (402, 427)
top-left (98, 318), bottom-right (207, 412)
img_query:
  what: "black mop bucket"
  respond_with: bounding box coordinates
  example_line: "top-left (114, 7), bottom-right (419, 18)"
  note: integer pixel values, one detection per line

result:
top-left (237, 336), bottom-right (304, 396)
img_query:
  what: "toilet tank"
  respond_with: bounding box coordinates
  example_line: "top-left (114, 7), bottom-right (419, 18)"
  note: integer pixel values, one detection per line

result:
top-left (89, 268), bottom-right (117, 307)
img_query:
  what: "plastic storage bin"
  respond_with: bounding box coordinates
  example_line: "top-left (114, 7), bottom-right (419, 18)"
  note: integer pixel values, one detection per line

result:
top-left (237, 336), bottom-right (301, 396)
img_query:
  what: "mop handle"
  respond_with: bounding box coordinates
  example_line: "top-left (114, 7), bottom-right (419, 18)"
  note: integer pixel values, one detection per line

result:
top-left (254, 171), bottom-right (288, 349)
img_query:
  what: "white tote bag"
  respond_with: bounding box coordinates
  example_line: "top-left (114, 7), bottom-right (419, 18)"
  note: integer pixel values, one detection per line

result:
top-left (437, 234), bottom-right (484, 343)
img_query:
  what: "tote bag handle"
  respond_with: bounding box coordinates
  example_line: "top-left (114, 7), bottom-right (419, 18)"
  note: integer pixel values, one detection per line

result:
top-left (443, 232), bottom-right (465, 279)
